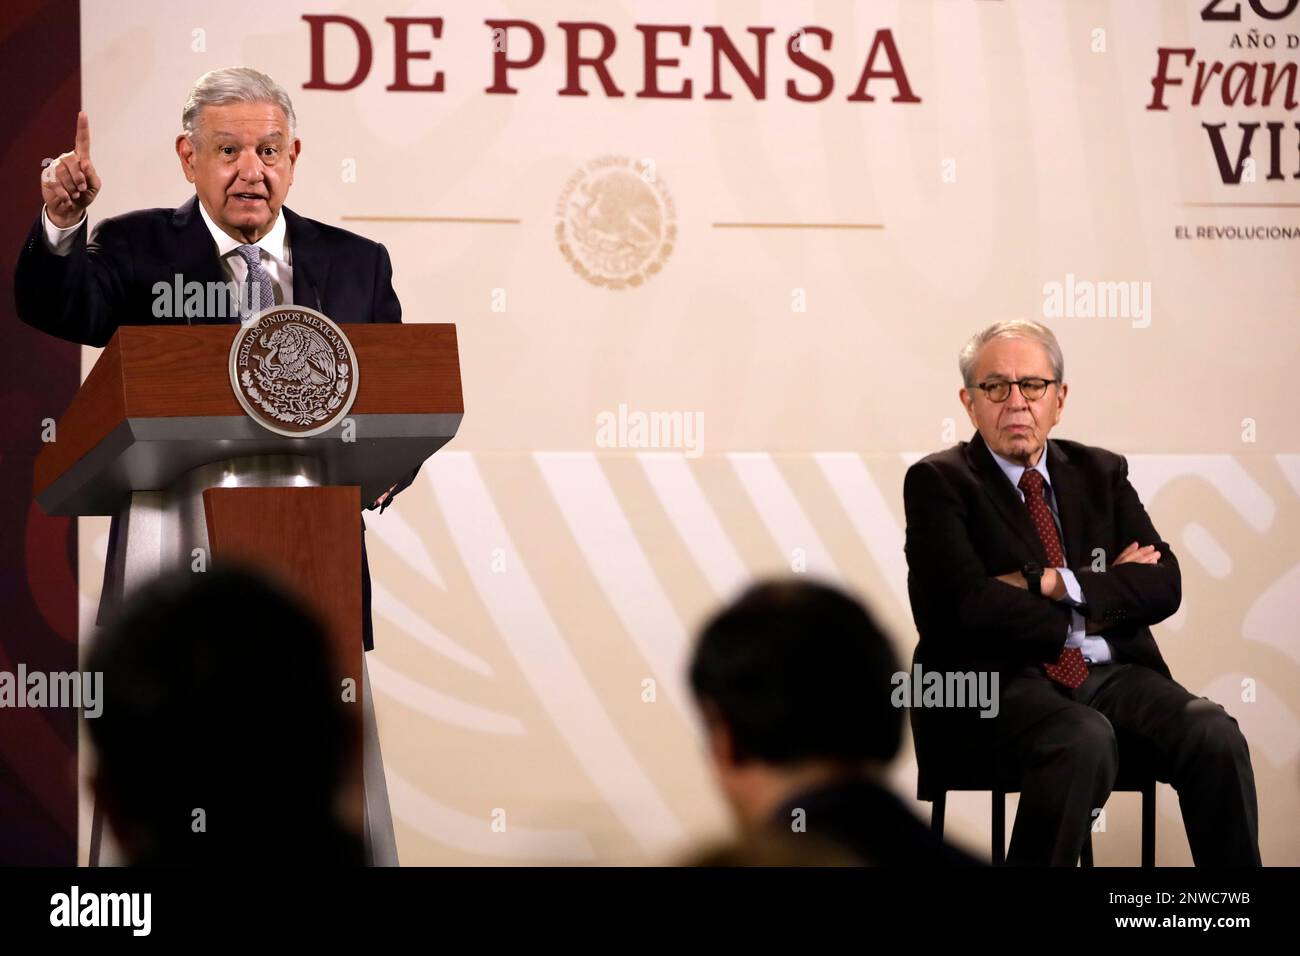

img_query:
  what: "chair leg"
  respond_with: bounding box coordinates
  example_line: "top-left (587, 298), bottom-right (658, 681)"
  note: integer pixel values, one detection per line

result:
top-left (931, 792), bottom-right (946, 837)
top-left (1141, 782), bottom-right (1156, 868)
top-left (992, 790), bottom-right (1005, 865)
top-left (1081, 829), bottom-right (1094, 867)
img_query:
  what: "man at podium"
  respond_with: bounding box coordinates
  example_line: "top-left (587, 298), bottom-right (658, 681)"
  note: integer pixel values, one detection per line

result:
top-left (13, 65), bottom-right (413, 651)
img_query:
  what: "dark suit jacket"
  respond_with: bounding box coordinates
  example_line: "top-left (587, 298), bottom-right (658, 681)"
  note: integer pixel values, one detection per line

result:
top-left (14, 195), bottom-right (417, 650)
top-left (903, 431), bottom-right (1180, 685)
top-left (15, 194), bottom-right (401, 344)
top-left (774, 776), bottom-right (985, 866)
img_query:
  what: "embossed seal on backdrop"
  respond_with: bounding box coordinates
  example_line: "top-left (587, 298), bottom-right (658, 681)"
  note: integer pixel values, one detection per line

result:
top-left (556, 155), bottom-right (676, 289)
top-left (228, 306), bottom-right (359, 438)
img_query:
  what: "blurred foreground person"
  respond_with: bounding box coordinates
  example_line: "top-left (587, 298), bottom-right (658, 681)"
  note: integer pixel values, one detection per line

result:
top-left (684, 830), bottom-right (861, 867)
top-left (86, 566), bottom-right (361, 866)
top-left (689, 580), bottom-right (982, 866)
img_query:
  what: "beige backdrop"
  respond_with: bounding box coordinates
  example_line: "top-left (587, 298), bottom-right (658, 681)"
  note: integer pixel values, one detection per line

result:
top-left (73, 0), bottom-right (1299, 865)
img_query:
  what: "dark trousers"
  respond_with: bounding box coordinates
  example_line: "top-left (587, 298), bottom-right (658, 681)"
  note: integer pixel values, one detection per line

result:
top-left (989, 662), bottom-right (1260, 866)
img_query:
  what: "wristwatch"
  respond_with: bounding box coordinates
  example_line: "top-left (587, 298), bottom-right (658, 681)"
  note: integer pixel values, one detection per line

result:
top-left (1022, 560), bottom-right (1044, 596)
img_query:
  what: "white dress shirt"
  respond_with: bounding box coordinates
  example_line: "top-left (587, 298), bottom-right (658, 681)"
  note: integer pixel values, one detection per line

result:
top-left (985, 441), bottom-right (1114, 665)
top-left (41, 200), bottom-right (295, 318)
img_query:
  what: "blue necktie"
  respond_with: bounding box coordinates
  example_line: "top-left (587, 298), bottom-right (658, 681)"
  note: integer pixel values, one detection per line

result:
top-left (235, 244), bottom-right (276, 322)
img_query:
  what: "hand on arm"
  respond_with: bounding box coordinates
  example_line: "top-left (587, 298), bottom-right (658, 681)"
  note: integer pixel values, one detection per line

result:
top-left (999, 542), bottom-right (1157, 593)
top-left (1072, 454), bottom-right (1182, 627)
top-left (367, 464), bottom-right (422, 512)
top-left (994, 568), bottom-right (1068, 600)
top-left (1112, 541), bottom-right (1161, 568)
top-left (904, 460), bottom-right (1071, 662)
top-left (368, 482), bottom-right (400, 511)
top-left (1080, 539), bottom-right (1161, 631)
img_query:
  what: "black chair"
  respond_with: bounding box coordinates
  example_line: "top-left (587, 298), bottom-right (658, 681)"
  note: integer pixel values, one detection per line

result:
top-left (923, 770), bottom-right (1157, 866)
top-left (911, 662), bottom-right (1164, 867)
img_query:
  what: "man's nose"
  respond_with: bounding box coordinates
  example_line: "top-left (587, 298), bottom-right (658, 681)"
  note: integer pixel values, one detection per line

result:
top-left (1005, 384), bottom-right (1030, 408)
top-left (236, 152), bottom-right (264, 182)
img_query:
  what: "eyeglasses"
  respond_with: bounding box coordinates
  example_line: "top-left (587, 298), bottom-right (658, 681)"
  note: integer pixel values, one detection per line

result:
top-left (972, 378), bottom-right (1057, 402)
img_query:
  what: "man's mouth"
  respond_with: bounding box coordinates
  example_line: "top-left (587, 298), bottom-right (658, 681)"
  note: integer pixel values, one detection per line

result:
top-left (232, 193), bottom-right (266, 203)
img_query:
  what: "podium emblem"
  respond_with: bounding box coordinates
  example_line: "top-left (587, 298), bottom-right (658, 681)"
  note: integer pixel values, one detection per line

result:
top-left (229, 306), bottom-right (360, 437)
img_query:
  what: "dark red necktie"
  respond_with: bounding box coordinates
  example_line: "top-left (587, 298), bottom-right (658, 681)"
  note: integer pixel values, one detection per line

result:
top-left (1018, 468), bottom-right (1088, 689)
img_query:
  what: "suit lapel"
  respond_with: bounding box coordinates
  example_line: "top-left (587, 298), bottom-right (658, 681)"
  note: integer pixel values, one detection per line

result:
top-left (284, 206), bottom-right (331, 314)
top-left (1045, 439), bottom-right (1087, 568)
top-left (965, 431), bottom-right (1048, 563)
top-left (171, 197), bottom-right (229, 320)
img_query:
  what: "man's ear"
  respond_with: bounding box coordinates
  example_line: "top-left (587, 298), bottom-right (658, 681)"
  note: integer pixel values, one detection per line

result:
top-left (959, 387), bottom-right (977, 426)
top-left (287, 138), bottom-right (301, 186)
top-left (175, 135), bottom-right (196, 184)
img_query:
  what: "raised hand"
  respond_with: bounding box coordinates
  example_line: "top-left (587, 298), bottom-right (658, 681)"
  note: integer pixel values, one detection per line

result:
top-left (41, 111), bottom-right (102, 228)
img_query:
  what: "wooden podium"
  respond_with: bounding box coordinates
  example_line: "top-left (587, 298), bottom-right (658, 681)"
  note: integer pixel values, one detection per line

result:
top-left (33, 323), bottom-right (463, 866)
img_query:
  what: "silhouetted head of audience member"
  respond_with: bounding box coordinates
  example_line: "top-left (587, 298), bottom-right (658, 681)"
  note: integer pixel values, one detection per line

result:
top-left (689, 579), bottom-right (902, 829)
top-left (86, 566), bottom-right (361, 865)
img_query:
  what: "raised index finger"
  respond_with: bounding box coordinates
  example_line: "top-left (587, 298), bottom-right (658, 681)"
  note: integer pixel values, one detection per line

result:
top-left (75, 111), bottom-right (91, 158)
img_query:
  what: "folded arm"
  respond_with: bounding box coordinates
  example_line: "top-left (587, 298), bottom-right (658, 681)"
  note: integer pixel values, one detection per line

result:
top-left (1071, 454), bottom-right (1181, 629)
top-left (904, 459), bottom-right (1071, 664)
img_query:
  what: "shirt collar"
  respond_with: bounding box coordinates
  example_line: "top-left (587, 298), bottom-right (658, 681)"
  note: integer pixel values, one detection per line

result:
top-left (196, 198), bottom-right (289, 265)
top-left (984, 438), bottom-right (1052, 497)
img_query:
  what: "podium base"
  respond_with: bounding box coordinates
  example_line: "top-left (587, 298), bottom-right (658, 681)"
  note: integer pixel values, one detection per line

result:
top-left (84, 454), bottom-right (397, 866)
top-left (362, 658), bottom-right (399, 867)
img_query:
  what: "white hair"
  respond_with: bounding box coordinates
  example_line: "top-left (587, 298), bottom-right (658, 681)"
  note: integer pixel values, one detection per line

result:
top-left (181, 67), bottom-right (297, 140)
top-left (959, 319), bottom-right (1064, 388)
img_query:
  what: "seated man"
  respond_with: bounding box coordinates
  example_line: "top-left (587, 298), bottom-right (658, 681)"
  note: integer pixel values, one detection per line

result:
top-left (903, 318), bottom-right (1260, 865)
top-left (688, 579), bottom-right (982, 866)
top-left (86, 566), bottom-right (362, 866)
